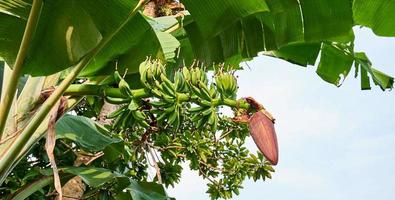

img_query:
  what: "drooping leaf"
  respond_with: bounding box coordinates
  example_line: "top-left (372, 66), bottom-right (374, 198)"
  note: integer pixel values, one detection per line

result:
top-left (359, 66), bottom-right (371, 90)
top-left (371, 68), bottom-right (394, 90)
top-left (156, 31), bottom-right (181, 63)
top-left (316, 44), bottom-right (354, 86)
top-left (150, 16), bottom-right (179, 32)
top-left (56, 114), bottom-right (121, 152)
top-left (354, 52), bottom-right (394, 90)
top-left (353, 0), bottom-right (395, 36)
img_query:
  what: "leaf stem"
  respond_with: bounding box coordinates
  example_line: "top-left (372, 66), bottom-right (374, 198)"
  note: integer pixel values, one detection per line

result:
top-left (0, 0), bottom-right (43, 138)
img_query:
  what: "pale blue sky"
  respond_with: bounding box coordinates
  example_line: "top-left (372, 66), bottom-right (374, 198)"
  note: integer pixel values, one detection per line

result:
top-left (168, 28), bottom-right (395, 199)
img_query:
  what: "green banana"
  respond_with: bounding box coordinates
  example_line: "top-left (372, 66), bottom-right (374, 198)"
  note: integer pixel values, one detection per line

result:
top-left (156, 111), bottom-right (169, 123)
top-left (128, 100), bottom-right (139, 111)
top-left (199, 100), bottom-right (212, 107)
top-left (167, 111), bottom-right (178, 126)
top-left (122, 111), bottom-right (134, 128)
top-left (198, 81), bottom-right (212, 101)
top-left (150, 100), bottom-right (169, 107)
top-left (113, 69), bottom-right (133, 97)
top-left (174, 71), bottom-right (185, 92)
top-left (132, 110), bottom-right (146, 121)
top-left (146, 67), bottom-right (154, 84)
top-left (105, 96), bottom-right (130, 104)
top-left (160, 74), bottom-right (175, 92)
top-left (164, 105), bottom-right (176, 113)
top-left (211, 114), bottom-right (218, 132)
top-left (190, 84), bottom-right (203, 98)
top-left (188, 106), bottom-right (206, 113)
top-left (152, 60), bottom-right (163, 79)
top-left (202, 107), bottom-right (213, 116)
top-left (161, 82), bottom-right (176, 97)
top-left (150, 88), bottom-right (163, 98)
top-left (113, 70), bottom-right (123, 83)
top-left (209, 83), bottom-right (218, 98)
top-left (207, 111), bottom-right (216, 125)
top-left (182, 67), bottom-right (191, 82)
top-left (139, 60), bottom-right (150, 87)
top-left (191, 68), bottom-right (199, 86)
top-left (191, 113), bottom-right (204, 122)
top-left (154, 80), bottom-right (165, 92)
top-left (113, 110), bottom-right (129, 129)
top-left (107, 105), bottom-right (128, 119)
top-left (198, 68), bottom-right (208, 84)
top-left (196, 116), bottom-right (208, 129)
top-left (138, 120), bottom-right (150, 128)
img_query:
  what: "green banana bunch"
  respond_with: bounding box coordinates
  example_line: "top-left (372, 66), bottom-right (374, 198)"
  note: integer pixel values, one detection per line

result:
top-left (139, 59), bottom-right (166, 88)
top-left (155, 103), bottom-right (182, 130)
top-left (174, 70), bottom-right (188, 92)
top-left (107, 100), bottom-right (150, 130)
top-left (160, 74), bottom-right (176, 98)
top-left (190, 67), bottom-right (208, 86)
top-left (190, 106), bottom-right (218, 132)
top-left (215, 72), bottom-right (238, 99)
top-left (180, 67), bottom-right (212, 102)
top-left (139, 59), bottom-right (177, 103)
top-left (110, 59), bottom-right (242, 134)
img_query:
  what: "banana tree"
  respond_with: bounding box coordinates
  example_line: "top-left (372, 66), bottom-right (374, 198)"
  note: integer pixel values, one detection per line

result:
top-left (0, 0), bottom-right (394, 199)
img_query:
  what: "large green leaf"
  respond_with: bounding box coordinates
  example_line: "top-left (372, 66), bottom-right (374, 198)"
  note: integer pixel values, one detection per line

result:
top-left (180, 0), bottom-right (354, 66)
top-left (299, 0), bottom-right (353, 41)
top-left (316, 44), bottom-right (354, 86)
top-left (62, 167), bottom-right (116, 188)
top-left (127, 180), bottom-right (168, 200)
top-left (353, 0), bottom-right (395, 36)
top-left (24, 0), bottom-right (102, 76)
top-left (78, 2), bottom-right (161, 76)
top-left (56, 114), bottom-right (121, 152)
top-left (0, 0), bottom-right (178, 77)
top-left (268, 43), bottom-right (321, 66)
top-left (0, 12), bottom-right (25, 67)
top-left (265, 0), bottom-right (304, 46)
top-left (181, 0), bottom-right (269, 38)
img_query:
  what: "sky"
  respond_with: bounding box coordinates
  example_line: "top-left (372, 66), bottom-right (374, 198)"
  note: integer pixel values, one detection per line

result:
top-left (167, 28), bottom-right (395, 200)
